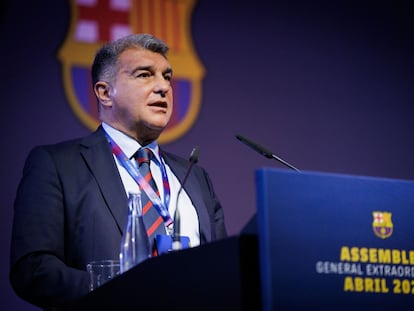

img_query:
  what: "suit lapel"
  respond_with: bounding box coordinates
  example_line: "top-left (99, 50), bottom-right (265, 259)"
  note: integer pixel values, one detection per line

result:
top-left (80, 127), bottom-right (128, 234)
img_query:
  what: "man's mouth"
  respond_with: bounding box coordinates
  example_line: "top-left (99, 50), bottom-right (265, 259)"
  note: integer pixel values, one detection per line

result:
top-left (148, 101), bottom-right (168, 109)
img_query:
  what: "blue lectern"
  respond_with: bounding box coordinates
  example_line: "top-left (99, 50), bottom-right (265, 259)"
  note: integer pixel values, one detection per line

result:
top-left (64, 168), bottom-right (414, 310)
top-left (255, 168), bottom-right (414, 311)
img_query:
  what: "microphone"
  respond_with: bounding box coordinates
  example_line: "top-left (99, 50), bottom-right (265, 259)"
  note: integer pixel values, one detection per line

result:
top-left (235, 134), bottom-right (301, 172)
top-left (172, 146), bottom-right (200, 250)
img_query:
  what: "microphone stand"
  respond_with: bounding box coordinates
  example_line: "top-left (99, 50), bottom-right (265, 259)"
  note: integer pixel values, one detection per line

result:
top-left (172, 147), bottom-right (200, 251)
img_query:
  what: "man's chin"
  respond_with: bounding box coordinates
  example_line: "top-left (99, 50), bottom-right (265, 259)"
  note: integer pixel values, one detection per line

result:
top-left (147, 118), bottom-right (170, 131)
top-left (149, 122), bottom-right (168, 132)
top-left (143, 123), bottom-right (168, 139)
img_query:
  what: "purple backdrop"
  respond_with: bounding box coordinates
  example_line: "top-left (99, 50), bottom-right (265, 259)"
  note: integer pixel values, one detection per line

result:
top-left (1, 0), bottom-right (414, 309)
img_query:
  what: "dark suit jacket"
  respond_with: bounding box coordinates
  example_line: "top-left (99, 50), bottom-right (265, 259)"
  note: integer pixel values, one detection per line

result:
top-left (10, 126), bottom-right (227, 309)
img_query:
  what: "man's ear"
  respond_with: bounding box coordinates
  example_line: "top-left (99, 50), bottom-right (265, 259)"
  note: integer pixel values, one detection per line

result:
top-left (94, 81), bottom-right (112, 108)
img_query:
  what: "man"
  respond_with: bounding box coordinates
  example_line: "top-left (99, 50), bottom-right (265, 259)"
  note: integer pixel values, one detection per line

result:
top-left (10, 33), bottom-right (227, 309)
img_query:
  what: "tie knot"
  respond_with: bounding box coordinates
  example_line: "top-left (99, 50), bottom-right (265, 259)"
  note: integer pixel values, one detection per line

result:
top-left (135, 148), bottom-right (153, 165)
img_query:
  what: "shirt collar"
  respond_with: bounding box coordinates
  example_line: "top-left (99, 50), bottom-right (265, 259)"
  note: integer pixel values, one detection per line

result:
top-left (102, 122), bottom-right (160, 161)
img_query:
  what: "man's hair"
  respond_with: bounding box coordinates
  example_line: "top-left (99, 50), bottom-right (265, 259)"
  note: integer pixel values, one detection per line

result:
top-left (91, 33), bottom-right (169, 87)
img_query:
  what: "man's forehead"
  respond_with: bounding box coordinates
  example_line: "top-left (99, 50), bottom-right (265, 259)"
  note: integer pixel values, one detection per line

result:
top-left (119, 47), bottom-right (170, 67)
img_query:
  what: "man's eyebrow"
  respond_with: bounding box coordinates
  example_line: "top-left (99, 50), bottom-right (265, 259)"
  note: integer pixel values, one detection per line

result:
top-left (130, 65), bottom-right (152, 75)
top-left (163, 67), bottom-right (173, 75)
top-left (129, 66), bottom-right (173, 76)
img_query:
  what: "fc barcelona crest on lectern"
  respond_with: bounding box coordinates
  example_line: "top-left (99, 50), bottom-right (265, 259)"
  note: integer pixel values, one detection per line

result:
top-left (372, 211), bottom-right (393, 239)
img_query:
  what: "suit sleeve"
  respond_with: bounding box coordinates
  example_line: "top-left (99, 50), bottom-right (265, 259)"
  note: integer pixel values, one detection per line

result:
top-left (199, 168), bottom-right (227, 241)
top-left (10, 146), bottom-right (89, 308)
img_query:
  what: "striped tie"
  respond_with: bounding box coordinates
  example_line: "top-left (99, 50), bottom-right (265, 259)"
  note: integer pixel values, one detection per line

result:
top-left (135, 148), bottom-right (166, 249)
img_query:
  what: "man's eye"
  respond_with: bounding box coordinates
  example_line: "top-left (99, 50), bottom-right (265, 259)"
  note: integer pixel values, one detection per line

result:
top-left (137, 72), bottom-right (151, 78)
top-left (164, 75), bottom-right (172, 81)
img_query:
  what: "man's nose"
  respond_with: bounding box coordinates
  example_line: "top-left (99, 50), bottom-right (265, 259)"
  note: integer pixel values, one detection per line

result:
top-left (154, 76), bottom-right (170, 97)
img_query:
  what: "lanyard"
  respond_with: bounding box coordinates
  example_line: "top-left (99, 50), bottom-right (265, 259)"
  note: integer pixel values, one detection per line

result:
top-left (104, 130), bottom-right (173, 227)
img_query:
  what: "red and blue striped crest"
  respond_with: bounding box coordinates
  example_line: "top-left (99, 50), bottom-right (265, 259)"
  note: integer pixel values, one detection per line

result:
top-left (58, 0), bottom-right (204, 143)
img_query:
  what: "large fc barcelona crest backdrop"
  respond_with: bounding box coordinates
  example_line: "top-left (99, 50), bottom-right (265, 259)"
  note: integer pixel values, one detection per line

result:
top-left (58, 0), bottom-right (204, 143)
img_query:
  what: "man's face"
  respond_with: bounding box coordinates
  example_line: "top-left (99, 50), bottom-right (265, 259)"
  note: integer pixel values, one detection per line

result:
top-left (105, 47), bottom-right (173, 143)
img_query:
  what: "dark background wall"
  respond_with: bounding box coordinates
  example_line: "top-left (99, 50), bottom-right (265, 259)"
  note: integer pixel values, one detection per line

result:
top-left (1, 0), bottom-right (413, 309)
